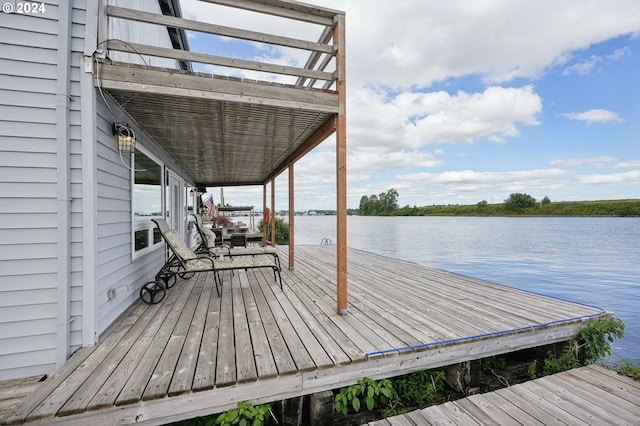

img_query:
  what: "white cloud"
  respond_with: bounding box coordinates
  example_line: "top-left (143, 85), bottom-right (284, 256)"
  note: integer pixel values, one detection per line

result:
top-left (577, 170), bottom-right (640, 184)
top-left (349, 85), bottom-right (542, 150)
top-left (550, 156), bottom-right (619, 167)
top-left (560, 109), bottom-right (624, 124)
top-left (562, 55), bottom-right (601, 76)
top-left (615, 160), bottom-right (640, 169)
top-left (341, 0), bottom-right (640, 88)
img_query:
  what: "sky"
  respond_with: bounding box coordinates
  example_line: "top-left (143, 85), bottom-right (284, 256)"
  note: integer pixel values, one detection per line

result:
top-left (179, 0), bottom-right (640, 211)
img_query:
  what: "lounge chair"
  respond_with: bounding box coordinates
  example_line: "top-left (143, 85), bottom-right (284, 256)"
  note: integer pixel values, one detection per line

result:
top-left (190, 213), bottom-right (281, 271)
top-left (139, 218), bottom-right (282, 304)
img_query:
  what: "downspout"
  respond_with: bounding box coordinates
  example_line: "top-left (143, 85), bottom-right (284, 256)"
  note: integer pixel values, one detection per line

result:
top-left (56, 1), bottom-right (73, 367)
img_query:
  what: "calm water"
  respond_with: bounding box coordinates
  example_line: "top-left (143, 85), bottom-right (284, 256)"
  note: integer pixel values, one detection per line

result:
top-left (291, 215), bottom-right (639, 361)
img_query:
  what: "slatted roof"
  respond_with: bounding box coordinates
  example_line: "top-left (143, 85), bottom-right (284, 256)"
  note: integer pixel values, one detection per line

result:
top-left (96, 0), bottom-right (345, 187)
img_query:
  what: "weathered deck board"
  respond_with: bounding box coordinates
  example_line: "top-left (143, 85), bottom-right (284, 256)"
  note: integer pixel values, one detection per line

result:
top-left (4, 246), bottom-right (608, 425)
top-left (378, 365), bottom-right (640, 426)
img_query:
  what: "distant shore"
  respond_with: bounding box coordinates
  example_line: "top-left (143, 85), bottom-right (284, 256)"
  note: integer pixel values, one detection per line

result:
top-left (342, 199), bottom-right (640, 217)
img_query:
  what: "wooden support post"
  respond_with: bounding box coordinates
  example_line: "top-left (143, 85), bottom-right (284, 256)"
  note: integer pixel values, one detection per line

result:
top-left (335, 14), bottom-right (348, 315)
top-left (270, 178), bottom-right (276, 247)
top-left (262, 184), bottom-right (268, 247)
top-left (288, 163), bottom-right (295, 269)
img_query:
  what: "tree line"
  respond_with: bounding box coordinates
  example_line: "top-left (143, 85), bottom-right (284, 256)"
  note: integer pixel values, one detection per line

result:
top-left (358, 189), bottom-right (640, 217)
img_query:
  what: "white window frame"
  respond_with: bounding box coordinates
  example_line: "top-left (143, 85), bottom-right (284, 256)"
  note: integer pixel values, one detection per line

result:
top-left (131, 145), bottom-right (165, 260)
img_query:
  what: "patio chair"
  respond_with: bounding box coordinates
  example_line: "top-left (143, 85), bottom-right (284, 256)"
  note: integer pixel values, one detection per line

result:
top-left (139, 218), bottom-right (282, 304)
top-left (190, 213), bottom-right (230, 257)
top-left (191, 213), bottom-right (281, 271)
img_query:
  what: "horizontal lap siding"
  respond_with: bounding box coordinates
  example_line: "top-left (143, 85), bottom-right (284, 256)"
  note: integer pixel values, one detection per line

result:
top-left (0, 2), bottom-right (61, 380)
top-left (94, 97), bottom-right (167, 335)
top-left (0, 0), bottom-right (86, 380)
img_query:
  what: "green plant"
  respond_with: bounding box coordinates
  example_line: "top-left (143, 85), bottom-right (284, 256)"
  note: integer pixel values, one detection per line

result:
top-left (258, 218), bottom-right (289, 245)
top-left (394, 370), bottom-right (446, 406)
top-left (528, 359), bottom-right (538, 380)
top-left (579, 317), bottom-right (625, 364)
top-left (335, 378), bottom-right (395, 415)
top-left (215, 401), bottom-right (274, 426)
top-left (613, 358), bottom-right (640, 381)
top-left (543, 341), bottom-right (580, 376)
top-left (482, 356), bottom-right (506, 371)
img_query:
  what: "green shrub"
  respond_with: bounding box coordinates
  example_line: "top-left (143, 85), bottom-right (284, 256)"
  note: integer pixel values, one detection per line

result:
top-left (335, 378), bottom-right (395, 415)
top-left (579, 316), bottom-right (625, 364)
top-left (215, 401), bottom-right (274, 426)
top-left (614, 359), bottom-right (640, 381)
top-left (258, 218), bottom-right (289, 245)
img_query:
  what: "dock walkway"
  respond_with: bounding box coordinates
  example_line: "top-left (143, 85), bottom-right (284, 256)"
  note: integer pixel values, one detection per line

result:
top-left (2, 246), bottom-right (606, 425)
top-left (370, 364), bottom-right (640, 425)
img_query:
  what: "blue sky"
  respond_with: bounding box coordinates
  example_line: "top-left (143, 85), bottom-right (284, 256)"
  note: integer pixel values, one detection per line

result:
top-left (180, 0), bottom-right (640, 211)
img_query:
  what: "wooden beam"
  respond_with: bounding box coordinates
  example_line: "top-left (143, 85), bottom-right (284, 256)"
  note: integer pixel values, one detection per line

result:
top-left (270, 179), bottom-right (276, 247)
top-left (106, 6), bottom-right (334, 54)
top-left (264, 115), bottom-right (336, 183)
top-left (106, 40), bottom-right (335, 83)
top-left (288, 163), bottom-right (295, 269)
top-left (200, 0), bottom-right (338, 26)
top-left (262, 185), bottom-right (267, 246)
top-left (335, 14), bottom-right (348, 315)
top-left (96, 63), bottom-right (339, 113)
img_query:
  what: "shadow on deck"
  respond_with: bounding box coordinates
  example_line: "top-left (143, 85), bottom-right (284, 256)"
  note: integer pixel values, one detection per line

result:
top-left (2, 246), bottom-right (606, 425)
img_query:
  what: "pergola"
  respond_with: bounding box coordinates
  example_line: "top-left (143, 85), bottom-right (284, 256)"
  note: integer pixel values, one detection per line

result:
top-left (96, 0), bottom-right (348, 313)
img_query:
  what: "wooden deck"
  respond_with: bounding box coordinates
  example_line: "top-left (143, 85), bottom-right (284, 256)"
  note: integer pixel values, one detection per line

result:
top-left (370, 364), bottom-right (640, 425)
top-left (2, 246), bottom-right (607, 425)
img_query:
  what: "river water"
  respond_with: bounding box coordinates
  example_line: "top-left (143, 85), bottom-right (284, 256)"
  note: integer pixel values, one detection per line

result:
top-left (291, 215), bottom-right (639, 361)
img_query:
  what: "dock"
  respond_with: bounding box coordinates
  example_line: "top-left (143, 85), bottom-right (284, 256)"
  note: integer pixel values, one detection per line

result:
top-left (2, 246), bottom-right (607, 425)
top-left (370, 364), bottom-right (640, 425)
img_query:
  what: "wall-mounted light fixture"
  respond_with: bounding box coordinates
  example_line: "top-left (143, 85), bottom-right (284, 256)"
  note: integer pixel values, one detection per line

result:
top-left (112, 122), bottom-right (136, 153)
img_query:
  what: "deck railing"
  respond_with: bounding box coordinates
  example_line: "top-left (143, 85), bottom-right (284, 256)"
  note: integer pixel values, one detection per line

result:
top-left (98, 0), bottom-right (342, 91)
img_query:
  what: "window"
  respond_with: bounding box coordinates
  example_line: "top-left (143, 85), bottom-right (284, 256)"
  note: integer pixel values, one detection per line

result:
top-left (132, 147), bottom-right (163, 259)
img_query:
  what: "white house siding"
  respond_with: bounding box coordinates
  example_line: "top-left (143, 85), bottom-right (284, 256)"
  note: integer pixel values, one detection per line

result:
top-left (1, 0), bottom-right (192, 381)
top-left (0, 0), bottom-right (84, 380)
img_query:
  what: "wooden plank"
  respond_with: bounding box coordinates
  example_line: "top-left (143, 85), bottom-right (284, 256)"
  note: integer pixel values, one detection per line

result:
top-left (522, 377), bottom-right (610, 425)
top-left (480, 391), bottom-right (545, 426)
top-left (543, 373), bottom-right (639, 423)
top-left (231, 272), bottom-right (258, 383)
top-left (431, 401), bottom-right (481, 425)
top-left (13, 302), bottom-right (151, 423)
top-left (201, 0), bottom-right (337, 26)
top-left (251, 268), bottom-right (316, 372)
top-left (466, 393), bottom-right (520, 425)
top-left (493, 386), bottom-right (566, 425)
top-left (107, 40), bottom-right (335, 82)
top-left (566, 365), bottom-right (640, 405)
top-left (87, 287), bottom-right (179, 410)
top-left (268, 273), bottom-right (335, 369)
top-left (168, 273), bottom-right (214, 396)
top-left (215, 271), bottom-right (237, 386)
top-left (98, 65), bottom-right (339, 112)
top-left (142, 277), bottom-right (204, 400)
top-left (58, 297), bottom-right (167, 415)
top-left (115, 278), bottom-right (198, 406)
top-left (106, 6), bottom-right (334, 53)
top-left (241, 274), bottom-right (278, 379)
top-left (245, 271), bottom-right (298, 376)
top-left (506, 379), bottom-right (584, 424)
top-left (192, 272), bottom-right (222, 391)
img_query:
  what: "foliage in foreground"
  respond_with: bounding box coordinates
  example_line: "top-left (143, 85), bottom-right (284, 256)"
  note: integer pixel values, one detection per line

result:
top-left (257, 218), bottom-right (289, 245)
top-left (530, 316), bottom-right (625, 378)
top-left (334, 370), bottom-right (447, 418)
top-left (613, 358), bottom-right (640, 381)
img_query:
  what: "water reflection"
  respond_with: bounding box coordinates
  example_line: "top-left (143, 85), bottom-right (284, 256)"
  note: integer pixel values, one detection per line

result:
top-left (295, 215), bottom-right (639, 360)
